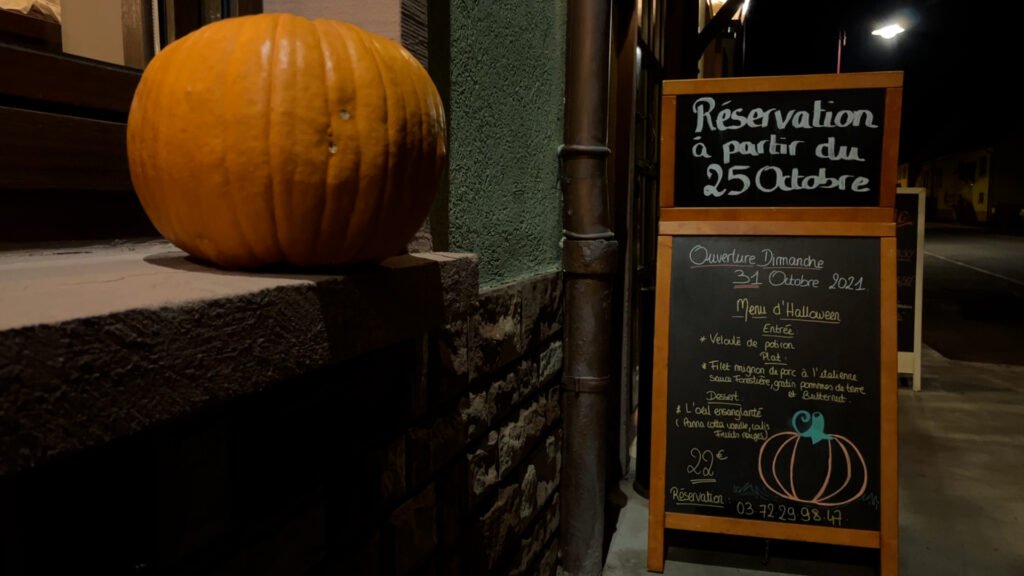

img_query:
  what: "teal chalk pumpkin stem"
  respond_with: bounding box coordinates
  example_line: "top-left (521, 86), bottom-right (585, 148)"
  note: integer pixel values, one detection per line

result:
top-left (791, 410), bottom-right (833, 445)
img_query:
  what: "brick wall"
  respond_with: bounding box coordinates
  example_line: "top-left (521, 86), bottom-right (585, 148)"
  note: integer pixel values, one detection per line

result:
top-left (0, 264), bottom-right (562, 576)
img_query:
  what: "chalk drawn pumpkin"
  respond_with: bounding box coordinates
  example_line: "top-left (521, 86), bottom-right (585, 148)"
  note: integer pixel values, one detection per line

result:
top-left (757, 410), bottom-right (867, 507)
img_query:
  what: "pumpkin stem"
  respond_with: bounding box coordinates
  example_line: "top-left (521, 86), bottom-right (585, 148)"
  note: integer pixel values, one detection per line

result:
top-left (791, 409), bottom-right (833, 444)
top-left (791, 410), bottom-right (812, 433)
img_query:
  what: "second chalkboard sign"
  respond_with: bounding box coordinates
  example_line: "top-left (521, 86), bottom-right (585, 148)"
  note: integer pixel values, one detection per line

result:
top-left (896, 191), bottom-right (921, 352)
top-left (666, 236), bottom-right (881, 530)
top-left (648, 224), bottom-right (899, 575)
top-left (896, 188), bottom-right (925, 391)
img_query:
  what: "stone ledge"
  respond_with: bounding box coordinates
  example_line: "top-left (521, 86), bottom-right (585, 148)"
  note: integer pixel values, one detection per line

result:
top-left (0, 242), bottom-right (479, 476)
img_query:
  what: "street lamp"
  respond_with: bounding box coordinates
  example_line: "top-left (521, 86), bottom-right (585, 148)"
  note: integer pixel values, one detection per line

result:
top-left (872, 23), bottom-right (906, 40)
top-left (837, 20), bottom-right (907, 73)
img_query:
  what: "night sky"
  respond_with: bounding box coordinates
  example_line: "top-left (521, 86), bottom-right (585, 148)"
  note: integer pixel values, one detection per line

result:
top-left (742, 0), bottom-right (1016, 163)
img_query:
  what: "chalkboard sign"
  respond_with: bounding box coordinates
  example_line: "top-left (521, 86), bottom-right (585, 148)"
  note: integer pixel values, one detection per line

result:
top-left (895, 193), bottom-right (919, 352)
top-left (665, 236), bottom-right (881, 531)
top-left (674, 89), bottom-right (886, 207)
top-left (650, 73), bottom-right (902, 576)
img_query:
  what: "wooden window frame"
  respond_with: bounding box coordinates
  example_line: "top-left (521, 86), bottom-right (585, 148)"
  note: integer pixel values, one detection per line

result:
top-left (0, 1), bottom-right (262, 246)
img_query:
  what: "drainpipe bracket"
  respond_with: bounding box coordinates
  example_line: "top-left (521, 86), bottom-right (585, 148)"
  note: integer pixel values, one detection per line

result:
top-left (558, 144), bottom-right (612, 158)
top-left (562, 375), bottom-right (611, 395)
top-left (562, 237), bottom-right (618, 275)
top-left (558, 144), bottom-right (612, 187)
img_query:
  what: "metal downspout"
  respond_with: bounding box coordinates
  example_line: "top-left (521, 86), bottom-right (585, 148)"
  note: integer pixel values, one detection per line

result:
top-left (560, 1), bottom-right (616, 574)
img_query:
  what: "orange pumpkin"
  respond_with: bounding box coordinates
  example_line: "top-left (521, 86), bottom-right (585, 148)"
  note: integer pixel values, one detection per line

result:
top-left (127, 14), bottom-right (446, 268)
top-left (757, 410), bottom-right (867, 507)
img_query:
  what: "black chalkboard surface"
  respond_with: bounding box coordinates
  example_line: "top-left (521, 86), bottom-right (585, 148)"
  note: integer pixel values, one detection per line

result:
top-left (674, 89), bottom-right (886, 207)
top-left (666, 236), bottom-right (881, 531)
top-left (896, 194), bottom-right (919, 352)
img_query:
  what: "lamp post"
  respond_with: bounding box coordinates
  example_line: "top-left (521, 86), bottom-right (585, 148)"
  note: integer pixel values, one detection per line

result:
top-left (837, 29), bottom-right (846, 73)
top-left (839, 21), bottom-right (907, 73)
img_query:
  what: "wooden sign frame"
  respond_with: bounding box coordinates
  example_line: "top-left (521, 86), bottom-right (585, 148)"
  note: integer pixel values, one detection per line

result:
top-left (650, 71), bottom-right (903, 575)
top-left (648, 222), bottom-right (899, 574)
top-left (659, 72), bottom-right (904, 222)
top-left (896, 188), bottom-right (926, 391)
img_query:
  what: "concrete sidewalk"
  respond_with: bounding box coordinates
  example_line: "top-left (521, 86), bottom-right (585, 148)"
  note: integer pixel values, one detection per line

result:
top-left (605, 346), bottom-right (1024, 575)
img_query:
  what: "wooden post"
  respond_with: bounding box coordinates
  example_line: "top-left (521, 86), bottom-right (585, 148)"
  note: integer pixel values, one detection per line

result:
top-left (647, 236), bottom-right (673, 573)
top-left (880, 236), bottom-right (900, 575)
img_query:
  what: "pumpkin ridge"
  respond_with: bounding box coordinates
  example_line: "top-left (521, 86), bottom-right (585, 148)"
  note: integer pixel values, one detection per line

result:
top-left (147, 40), bottom-right (190, 248)
top-left (310, 21), bottom-right (333, 257)
top-left (143, 37), bottom-right (177, 246)
top-left (347, 27), bottom-right (396, 261)
top-left (812, 437), bottom-right (835, 502)
top-left (771, 434), bottom-right (797, 499)
top-left (160, 32), bottom-right (203, 255)
top-left (177, 27), bottom-right (216, 262)
top-left (375, 37), bottom-right (424, 258)
top-left (215, 22), bottom-right (261, 265)
top-left (397, 44), bottom-right (440, 256)
top-left (197, 24), bottom-right (249, 265)
top-left (842, 435), bottom-right (869, 505)
top-left (373, 35), bottom-right (409, 259)
top-left (401, 45), bottom-right (435, 253)
top-left (290, 14), bottom-right (337, 264)
top-left (788, 430), bottom-right (800, 501)
top-left (315, 19), bottom-right (362, 262)
top-left (196, 25), bottom-right (233, 262)
top-left (274, 14), bottom-right (328, 265)
top-left (820, 435), bottom-right (853, 504)
top-left (221, 15), bottom-right (284, 266)
top-left (265, 15), bottom-right (287, 264)
top-left (409, 51), bottom-right (442, 249)
top-left (823, 434), bottom-right (867, 506)
top-left (762, 433), bottom-right (780, 498)
top-left (374, 39), bottom-right (418, 258)
top-left (333, 22), bottom-right (379, 263)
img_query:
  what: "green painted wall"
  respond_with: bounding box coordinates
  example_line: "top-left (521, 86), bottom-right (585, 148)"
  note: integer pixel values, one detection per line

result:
top-left (447, 1), bottom-right (566, 288)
